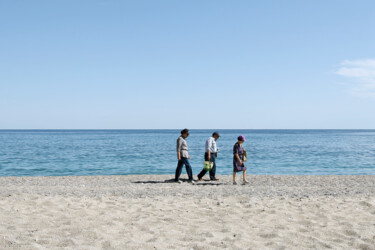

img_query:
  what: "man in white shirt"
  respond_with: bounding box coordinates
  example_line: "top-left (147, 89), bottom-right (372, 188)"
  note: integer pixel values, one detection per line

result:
top-left (197, 132), bottom-right (220, 181)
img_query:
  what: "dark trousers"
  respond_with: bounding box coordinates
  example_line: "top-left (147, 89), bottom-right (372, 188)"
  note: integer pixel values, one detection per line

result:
top-left (198, 152), bottom-right (216, 180)
top-left (175, 157), bottom-right (193, 181)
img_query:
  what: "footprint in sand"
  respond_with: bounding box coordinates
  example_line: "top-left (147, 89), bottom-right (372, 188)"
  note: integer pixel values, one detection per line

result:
top-left (357, 243), bottom-right (373, 250)
top-left (298, 228), bottom-right (309, 233)
top-left (259, 233), bottom-right (278, 239)
top-left (333, 238), bottom-right (343, 243)
top-left (101, 240), bottom-right (111, 248)
top-left (202, 232), bottom-right (214, 238)
top-left (343, 229), bottom-right (359, 237)
top-left (57, 239), bottom-right (75, 248)
top-left (359, 201), bottom-right (373, 208)
top-left (36, 239), bottom-right (50, 245)
top-left (298, 220), bottom-right (312, 227)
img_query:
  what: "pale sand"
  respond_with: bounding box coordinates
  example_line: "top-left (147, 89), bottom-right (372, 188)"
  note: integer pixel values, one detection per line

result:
top-left (0, 175), bottom-right (375, 249)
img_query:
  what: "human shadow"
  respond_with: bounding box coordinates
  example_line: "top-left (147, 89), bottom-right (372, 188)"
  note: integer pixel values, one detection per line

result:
top-left (132, 178), bottom-right (226, 185)
top-left (132, 178), bottom-right (179, 184)
top-left (195, 180), bottom-right (225, 186)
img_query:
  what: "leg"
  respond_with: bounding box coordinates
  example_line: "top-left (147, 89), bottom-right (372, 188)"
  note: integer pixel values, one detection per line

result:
top-left (233, 171), bottom-right (236, 182)
top-left (198, 153), bottom-right (209, 179)
top-left (243, 169), bottom-right (246, 181)
top-left (183, 158), bottom-right (193, 181)
top-left (175, 159), bottom-right (184, 181)
top-left (197, 169), bottom-right (207, 180)
top-left (209, 154), bottom-right (216, 180)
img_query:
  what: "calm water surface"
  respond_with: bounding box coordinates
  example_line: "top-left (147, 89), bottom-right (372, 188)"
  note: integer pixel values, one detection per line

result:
top-left (0, 130), bottom-right (374, 176)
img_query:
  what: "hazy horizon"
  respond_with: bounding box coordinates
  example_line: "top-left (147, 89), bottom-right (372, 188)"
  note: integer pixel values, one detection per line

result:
top-left (1, 128), bottom-right (375, 131)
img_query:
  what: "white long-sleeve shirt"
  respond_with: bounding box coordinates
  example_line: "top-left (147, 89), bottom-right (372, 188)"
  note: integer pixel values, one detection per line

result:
top-left (205, 137), bottom-right (217, 153)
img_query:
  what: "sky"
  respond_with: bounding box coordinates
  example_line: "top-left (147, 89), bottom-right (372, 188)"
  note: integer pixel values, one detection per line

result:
top-left (1, 0), bottom-right (375, 129)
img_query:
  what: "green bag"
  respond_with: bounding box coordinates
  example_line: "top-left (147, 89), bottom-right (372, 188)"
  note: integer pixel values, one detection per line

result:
top-left (203, 161), bottom-right (213, 171)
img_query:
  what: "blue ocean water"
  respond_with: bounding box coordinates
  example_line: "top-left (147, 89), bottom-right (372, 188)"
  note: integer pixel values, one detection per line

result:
top-left (0, 130), bottom-right (374, 176)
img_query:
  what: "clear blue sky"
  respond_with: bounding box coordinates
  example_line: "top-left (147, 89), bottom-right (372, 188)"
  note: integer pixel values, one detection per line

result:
top-left (1, 0), bottom-right (375, 129)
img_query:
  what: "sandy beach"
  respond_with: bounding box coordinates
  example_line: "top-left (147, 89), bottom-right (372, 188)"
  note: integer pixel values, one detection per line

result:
top-left (0, 175), bottom-right (374, 249)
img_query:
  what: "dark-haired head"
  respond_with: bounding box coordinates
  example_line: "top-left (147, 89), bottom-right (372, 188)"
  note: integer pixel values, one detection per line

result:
top-left (212, 132), bottom-right (220, 140)
top-left (181, 128), bottom-right (189, 137)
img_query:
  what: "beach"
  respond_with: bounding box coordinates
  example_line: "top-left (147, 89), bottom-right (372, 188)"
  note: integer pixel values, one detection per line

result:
top-left (0, 175), bottom-right (375, 249)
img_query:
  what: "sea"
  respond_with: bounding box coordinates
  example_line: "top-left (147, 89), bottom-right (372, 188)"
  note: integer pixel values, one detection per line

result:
top-left (0, 130), bottom-right (374, 176)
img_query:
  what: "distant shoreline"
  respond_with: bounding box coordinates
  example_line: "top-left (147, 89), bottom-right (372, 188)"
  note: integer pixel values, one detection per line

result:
top-left (1, 128), bottom-right (375, 130)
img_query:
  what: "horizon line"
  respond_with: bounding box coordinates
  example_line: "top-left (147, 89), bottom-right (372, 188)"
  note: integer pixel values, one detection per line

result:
top-left (1, 128), bottom-right (375, 130)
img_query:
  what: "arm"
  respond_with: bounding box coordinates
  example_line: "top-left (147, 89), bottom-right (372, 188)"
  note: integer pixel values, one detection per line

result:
top-left (177, 138), bottom-right (182, 160)
top-left (206, 138), bottom-right (212, 160)
top-left (234, 144), bottom-right (243, 165)
top-left (235, 153), bottom-right (242, 165)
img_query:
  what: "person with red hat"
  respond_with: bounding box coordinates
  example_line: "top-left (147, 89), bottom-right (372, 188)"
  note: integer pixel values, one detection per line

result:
top-left (233, 135), bottom-right (248, 185)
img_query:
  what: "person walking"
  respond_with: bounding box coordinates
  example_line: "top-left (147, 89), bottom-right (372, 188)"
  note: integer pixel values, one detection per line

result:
top-left (175, 128), bottom-right (195, 184)
top-left (197, 132), bottom-right (220, 181)
top-left (233, 135), bottom-right (248, 185)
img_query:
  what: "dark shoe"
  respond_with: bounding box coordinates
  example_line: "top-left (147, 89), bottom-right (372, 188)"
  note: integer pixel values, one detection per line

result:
top-left (197, 176), bottom-right (202, 181)
top-left (211, 178), bottom-right (219, 181)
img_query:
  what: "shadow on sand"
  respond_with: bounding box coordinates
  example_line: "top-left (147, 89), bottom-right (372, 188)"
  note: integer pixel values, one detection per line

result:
top-left (132, 178), bottom-right (225, 185)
